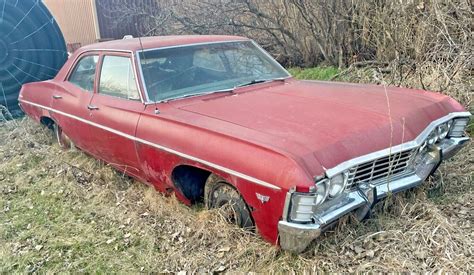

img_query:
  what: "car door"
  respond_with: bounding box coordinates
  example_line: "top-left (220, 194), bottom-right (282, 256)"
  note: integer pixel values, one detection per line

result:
top-left (87, 53), bottom-right (145, 178)
top-left (50, 53), bottom-right (98, 152)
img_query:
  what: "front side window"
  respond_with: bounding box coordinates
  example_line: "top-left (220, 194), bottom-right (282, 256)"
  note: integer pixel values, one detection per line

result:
top-left (99, 56), bottom-right (140, 101)
top-left (68, 55), bottom-right (99, 91)
top-left (139, 41), bottom-right (289, 102)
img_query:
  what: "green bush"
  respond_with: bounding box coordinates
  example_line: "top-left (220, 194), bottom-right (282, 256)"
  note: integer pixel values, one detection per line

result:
top-left (287, 67), bottom-right (340, 81)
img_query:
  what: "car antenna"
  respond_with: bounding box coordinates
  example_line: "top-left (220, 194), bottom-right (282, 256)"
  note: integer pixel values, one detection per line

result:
top-left (137, 32), bottom-right (160, 115)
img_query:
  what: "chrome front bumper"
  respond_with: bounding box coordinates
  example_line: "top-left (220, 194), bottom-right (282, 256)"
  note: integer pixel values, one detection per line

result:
top-left (278, 136), bottom-right (470, 253)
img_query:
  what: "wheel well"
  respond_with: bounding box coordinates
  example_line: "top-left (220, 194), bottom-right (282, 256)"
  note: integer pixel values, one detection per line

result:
top-left (171, 165), bottom-right (212, 204)
top-left (40, 116), bottom-right (55, 130)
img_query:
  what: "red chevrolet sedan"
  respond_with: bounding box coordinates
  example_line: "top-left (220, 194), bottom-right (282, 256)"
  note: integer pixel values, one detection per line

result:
top-left (18, 35), bottom-right (471, 252)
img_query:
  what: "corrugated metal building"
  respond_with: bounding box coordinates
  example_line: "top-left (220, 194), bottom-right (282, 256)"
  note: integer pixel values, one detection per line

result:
top-left (43, 0), bottom-right (101, 51)
top-left (43, 0), bottom-right (152, 51)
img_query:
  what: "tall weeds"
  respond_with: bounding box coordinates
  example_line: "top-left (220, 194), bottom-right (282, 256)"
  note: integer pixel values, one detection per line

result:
top-left (104, 0), bottom-right (472, 105)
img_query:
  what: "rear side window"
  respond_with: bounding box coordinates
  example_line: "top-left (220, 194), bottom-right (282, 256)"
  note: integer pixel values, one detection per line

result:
top-left (99, 56), bottom-right (140, 101)
top-left (68, 55), bottom-right (99, 91)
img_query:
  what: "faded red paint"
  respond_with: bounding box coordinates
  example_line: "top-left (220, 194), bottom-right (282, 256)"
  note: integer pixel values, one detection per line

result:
top-left (18, 36), bottom-right (467, 246)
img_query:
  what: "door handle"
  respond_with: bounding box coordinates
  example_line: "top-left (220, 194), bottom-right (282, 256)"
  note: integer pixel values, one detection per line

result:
top-left (52, 95), bottom-right (62, 99)
top-left (87, 104), bottom-right (99, 110)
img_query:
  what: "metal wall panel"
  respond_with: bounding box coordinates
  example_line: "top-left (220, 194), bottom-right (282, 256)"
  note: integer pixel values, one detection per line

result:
top-left (42, 0), bottom-right (100, 47)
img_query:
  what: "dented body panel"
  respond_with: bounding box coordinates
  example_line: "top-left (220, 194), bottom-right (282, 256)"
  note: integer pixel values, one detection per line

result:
top-left (18, 36), bottom-right (470, 248)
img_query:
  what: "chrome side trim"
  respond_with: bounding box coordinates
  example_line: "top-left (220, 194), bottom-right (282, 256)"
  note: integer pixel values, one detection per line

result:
top-left (129, 51), bottom-right (146, 103)
top-left (65, 49), bottom-right (134, 80)
top-left (82, 49), bottom-right (134, 53)
top-left (135, 52), bottom-right (151, 103)
top-left (325, 111), bottom-right (471, 178)
top-left (65, 49), bottom-right (147, 104)
top-left (20, 100), bottom-right (281, 190)
top-left (281, 187), bottom-right (295, 222)
top-left (137, 39), bottom-right (249, 53)
top-left (97, 53), bottom-right (146, 104)
top-left (250, 40), bottom-right (291, 77)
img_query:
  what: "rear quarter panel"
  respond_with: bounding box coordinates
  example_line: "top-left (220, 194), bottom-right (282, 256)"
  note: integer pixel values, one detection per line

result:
top-left (19, 81), bottom-right (57, 122)
top-left (19, 47), bottom-right (78, 117)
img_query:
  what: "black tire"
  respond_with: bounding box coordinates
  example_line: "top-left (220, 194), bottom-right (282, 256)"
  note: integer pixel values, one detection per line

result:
top-left (204, 175), bottom-right (254, 228)
top-left (53, 124), bottom-right (72, 149)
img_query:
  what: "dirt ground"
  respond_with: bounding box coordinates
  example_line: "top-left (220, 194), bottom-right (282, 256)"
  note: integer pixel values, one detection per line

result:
top-left (0, 115), bottom-right (472, 272)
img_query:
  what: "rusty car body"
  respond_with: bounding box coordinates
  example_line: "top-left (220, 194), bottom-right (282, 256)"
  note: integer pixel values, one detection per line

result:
top-left (18, 35), bottom-right (471, 252)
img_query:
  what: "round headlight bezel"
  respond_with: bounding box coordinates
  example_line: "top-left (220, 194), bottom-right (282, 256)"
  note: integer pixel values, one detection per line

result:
top-left (315, 179), bottom-right (329, 205)
top-left (427, 130), bottom-right (438, 145)
top-left (328, 172), bottom-right (348, 198)
top-left (437, 121), bottom-right (450, 140)
top-left (418, 139), bottom-right (428, 153)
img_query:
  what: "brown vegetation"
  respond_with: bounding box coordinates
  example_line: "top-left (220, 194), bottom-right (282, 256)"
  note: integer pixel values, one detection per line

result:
top-left (104, 0), bottom-right (472, 107)
top-left (0, 99), bottom-right (472, 272)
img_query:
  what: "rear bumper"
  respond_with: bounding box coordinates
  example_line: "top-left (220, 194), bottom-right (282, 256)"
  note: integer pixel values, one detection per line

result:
top-left (278, 136), bottom-right (469, 253)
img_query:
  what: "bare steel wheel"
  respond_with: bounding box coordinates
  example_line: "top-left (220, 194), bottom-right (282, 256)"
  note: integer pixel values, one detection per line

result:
top-left (205, 175), bottom-right (254, 228)
top-left (53, 124), bottom-right (73, 149)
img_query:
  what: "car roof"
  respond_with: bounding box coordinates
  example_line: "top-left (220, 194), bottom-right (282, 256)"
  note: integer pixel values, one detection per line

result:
top-left (79, 35), bottom-right (249, 52)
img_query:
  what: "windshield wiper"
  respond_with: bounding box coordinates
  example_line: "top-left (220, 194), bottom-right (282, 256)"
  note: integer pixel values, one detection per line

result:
top-left (161, 88), bottom-right (235, 103)
top-left (236, 77), bottom-right (287, 88)
top-left (159, 77), bottom-right (288, 103)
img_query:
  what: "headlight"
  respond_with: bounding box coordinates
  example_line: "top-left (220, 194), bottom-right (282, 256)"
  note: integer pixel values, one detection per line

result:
top-left (427, 130), bottom-right (438, 145)
top-left (315, 180), bottom-right (329, 205)
top-left (289, 181), bottom-right (328, 223)
top-left (448, 118), bottom-right (469, 137)
top-left (437, 121), bottom-right (451, 140)
top-left (328, 172), bottom-right (347, 198)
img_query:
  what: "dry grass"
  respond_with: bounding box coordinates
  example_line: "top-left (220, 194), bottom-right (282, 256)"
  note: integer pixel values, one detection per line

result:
top-left (1, 64), bottom-right (473, 272)
top-left (0, 115), bottom-right (472, 272)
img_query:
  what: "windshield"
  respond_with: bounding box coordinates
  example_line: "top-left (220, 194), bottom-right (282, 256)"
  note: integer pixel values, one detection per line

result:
top-left (138, 41), bottom-right (290, 102)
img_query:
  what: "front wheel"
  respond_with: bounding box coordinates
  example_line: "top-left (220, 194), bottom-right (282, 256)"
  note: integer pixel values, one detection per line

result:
top-left (204, 176), bottom-right (254, 228)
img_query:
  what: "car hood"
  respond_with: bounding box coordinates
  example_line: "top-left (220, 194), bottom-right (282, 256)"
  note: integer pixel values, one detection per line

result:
top-left (172, 79), bottom-right (464, 177)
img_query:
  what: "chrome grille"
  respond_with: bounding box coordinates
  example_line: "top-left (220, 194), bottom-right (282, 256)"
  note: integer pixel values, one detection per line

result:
top-left (347, 149), bottom-right (416, 188)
